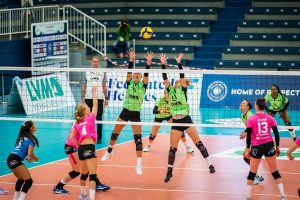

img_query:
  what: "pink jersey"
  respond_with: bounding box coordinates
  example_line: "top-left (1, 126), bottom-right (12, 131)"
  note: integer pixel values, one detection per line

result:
top-left (65, 123), bottom-right (80, 148)
top-left (246, 113), bottom-right (277, 146)
top-left (295, 137), bottom-right (300, 146)
top-left (74, 113), bottom-right (97, 144)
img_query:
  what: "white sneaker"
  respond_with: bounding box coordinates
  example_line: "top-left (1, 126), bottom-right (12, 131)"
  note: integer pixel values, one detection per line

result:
top-left (101, 151), bottom-right (112, 161)
top-left (253, 175), bottom-right (264, 185)
top-left (186, 146), bottom-right (194, 154)
top-left (136, 165), bottom-right (142, 176)
top-left (143, 145), bottom-right (151, 152)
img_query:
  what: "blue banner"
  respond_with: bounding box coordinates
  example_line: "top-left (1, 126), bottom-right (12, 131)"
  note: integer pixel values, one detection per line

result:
top-left (201, 74), bottom-right (300, 110)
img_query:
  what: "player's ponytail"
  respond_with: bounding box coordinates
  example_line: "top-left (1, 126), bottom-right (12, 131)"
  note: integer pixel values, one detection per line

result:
top-left (15, 121), bottom-right (39, 147)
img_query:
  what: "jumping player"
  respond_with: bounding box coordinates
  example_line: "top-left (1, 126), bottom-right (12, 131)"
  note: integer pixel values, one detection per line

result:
top-left (101, 49), bottom-right (153, 176)
top-left (161, 53), bottom-right (215, 183)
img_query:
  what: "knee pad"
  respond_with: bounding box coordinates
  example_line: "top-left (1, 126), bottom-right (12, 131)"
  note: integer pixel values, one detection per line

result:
top-left (285, 122), bottom-right (293, 131)
top-left (89, 174), bottom-right (97, 182)
top-left (196, 141), bottom-right (209, 158)
top-left (149, 134), bottom-right (156, 141)
top-left (181, 133), bottom-right (185, 138)
top-left (134, 134), bottom-right (143, 151)
top-left (69, 170), bottom-right (80, 179)
top-left (15, 179), bottom-right (24, 191)
top-left (80, 173), bottom-right (89, 181)
top-left (111, 131), bottom-right (119, 140)
top-left (243, 157), bottom-right (250, 165)
top-left (247, 171), bottom-right (256, 181)
top-left (21, 178), bottom-right (33, 193)
top-left (168, 147), bottom-right (177, 158)
top-left (271, 170), bottom-right (281, 180)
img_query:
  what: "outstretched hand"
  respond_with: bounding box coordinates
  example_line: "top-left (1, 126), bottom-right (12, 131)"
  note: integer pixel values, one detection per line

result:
top-left (175, 53), bottom-right (184, 64)
top-left (128, 49), bottom-right (136, 62)
top-left (159, 53), bottom-right (168, 65)
top-left (144, 51), bottom-right (154, 65)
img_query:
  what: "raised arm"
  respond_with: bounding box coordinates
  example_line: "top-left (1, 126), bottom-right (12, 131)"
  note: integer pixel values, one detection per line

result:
top-left (91, 85), bottom-right (98, 115)
top-left (160, 53), bottom-right (170, 88)
top-left (175, 53), bottom-right (186, 88)
top-left (126, 49), bottom-right (136, 82)
top-left (143, 51), bottom-right (154, 85)
top-left (102, 72), bottom-right (109, 106)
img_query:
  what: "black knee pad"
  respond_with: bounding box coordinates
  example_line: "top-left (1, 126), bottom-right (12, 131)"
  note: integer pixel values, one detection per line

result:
top-left (111, 131), bottom-right (119, 140)
top-left (243, 157), bottom-right (250, 165)
top-left (168, 147), bottom-right (177, 158)
top-left (80, 173), bottom-right (89, 181)
top-left (134, 134), bottom-right (143, 151)
top-left (149, 134), bottom-right (156, 141)
top-left (285, 122), bottom-right (293, 131)
top-left (247, 171), bottom-right (256, 181)
top-left (271, 170), bottom-right (281, 180)
top-left (69, 170), bottom-right (80, 179)
top-left (89, 174), bottom-right (97, 182)
top-left (22, 178), bottom-right (33, 193)
top-left (15, 179), bottom-right (24, 191)
top-left (181, 133), bottom-right (185, 138)
top-left (196, 141), bottom-right (209, 158)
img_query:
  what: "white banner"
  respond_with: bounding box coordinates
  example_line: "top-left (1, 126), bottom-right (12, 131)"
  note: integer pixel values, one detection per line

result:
top-left (14, 72), bottom-right (75, 115)
top-left (106, 73), bottom-right (203, 109)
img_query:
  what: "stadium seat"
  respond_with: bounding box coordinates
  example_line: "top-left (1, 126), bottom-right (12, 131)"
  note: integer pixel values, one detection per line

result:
top-left (247, 7), bottom-right (299, 15)
top-left (215, 60), bottom-right (300, 69)
top-left (223, 47), bottom-right (300, 55)
top-left (238, 20), bottom-right (300, 27)
top-left (231, 33), bottom-right (300, 41)
top-left (80, 7), bottom-right (218, 15)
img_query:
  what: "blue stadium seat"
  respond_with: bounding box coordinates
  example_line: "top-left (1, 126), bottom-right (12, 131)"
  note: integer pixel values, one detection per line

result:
top-left (223, 47), bottom-right (300, 55)
top-left (238, 20), bottom-right (300, 27)
top-left (68, 20), bottom-right (210, 28)
top-left (107, 32), bottom-right (202, 40)
top-left (106, 45), bottom-right (194, 53)
top-left (247, 7), bottom-right (300, 15)
top-left (80, 7), bottom-right (218, 15)
top-left (231, 33), bottom-right (300, 41)
top-left (215, 60), bottom-right (300, 69)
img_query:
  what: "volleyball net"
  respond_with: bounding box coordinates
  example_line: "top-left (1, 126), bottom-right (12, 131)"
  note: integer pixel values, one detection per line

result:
top-left (0, 66), bottom-right (300, 130)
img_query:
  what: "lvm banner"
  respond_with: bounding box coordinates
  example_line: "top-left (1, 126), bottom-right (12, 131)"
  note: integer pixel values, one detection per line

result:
top-left (201, 74), bottom-right (300, 110)
top-left (6, 72), bottom-right (75, 115)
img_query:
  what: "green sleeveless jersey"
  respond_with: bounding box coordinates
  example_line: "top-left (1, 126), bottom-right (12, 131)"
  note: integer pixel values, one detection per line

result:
top-left (155, 97), bottom-right (172, 119)
top-left (123, 80), bottom-right (146, 112)
top-left (264, 93), bottom-right (288, 111)
top-left (168, 86), bottom-right (189, 116)
top-left (241, 110), bottom-right (252, 125)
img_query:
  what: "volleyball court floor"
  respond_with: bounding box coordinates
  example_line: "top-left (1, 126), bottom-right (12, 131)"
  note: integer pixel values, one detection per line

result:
top-left (0, 119), bottom-right (299, 199)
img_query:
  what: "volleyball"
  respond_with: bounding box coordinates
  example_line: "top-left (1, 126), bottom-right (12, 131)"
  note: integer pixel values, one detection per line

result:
top-left (140, 26), bottom-right (153, 39)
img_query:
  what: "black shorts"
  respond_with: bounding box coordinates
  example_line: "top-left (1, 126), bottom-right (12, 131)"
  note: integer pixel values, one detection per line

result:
top-left (78, 144), bottom-right (97, 161)
top-left (64, 144), bottom-right (78, 155)
top-left (7, 154), bottom-right (24, 169)
top-left (154, 116), bottom-right (172, 123)
top-left (119, 108), bottom-right (141, 122)
top-left (250, 141), bottom-right (276, 159)
top-left (171, 115), bottom-right (193, 133)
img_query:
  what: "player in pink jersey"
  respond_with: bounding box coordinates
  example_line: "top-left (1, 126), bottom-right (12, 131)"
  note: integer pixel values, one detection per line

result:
top-left (244, 99), bottom-right (286, 200)
top-left (286, 136), bottom-right (300, 197)
top-left (53, 123), bottom-right (110, 197)
top-left (70, 86), bottom-right (98, 200)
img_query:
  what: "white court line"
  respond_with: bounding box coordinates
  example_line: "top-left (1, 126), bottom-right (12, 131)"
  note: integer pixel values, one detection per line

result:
top-left (50, 163), bottom-right (300, 175)
top-left (0, 181), bottom-right (298, 199)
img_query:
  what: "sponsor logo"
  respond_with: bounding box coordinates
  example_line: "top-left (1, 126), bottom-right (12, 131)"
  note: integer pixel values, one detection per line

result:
top-left (207, 81), bottom-right (227, 102)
